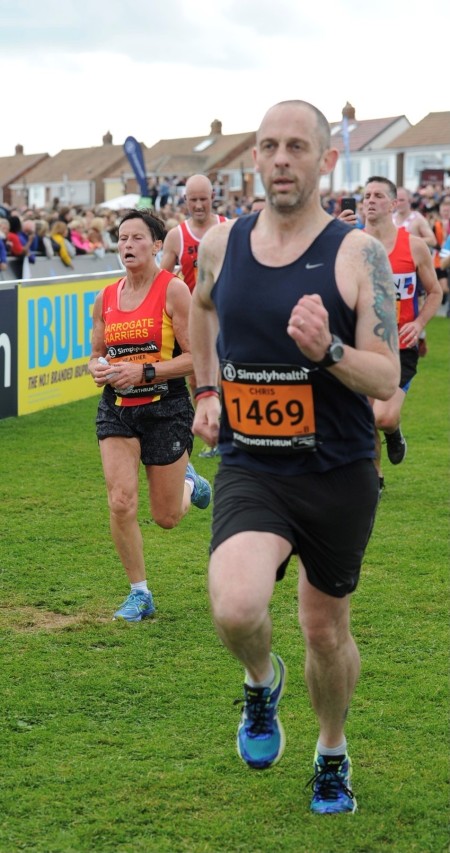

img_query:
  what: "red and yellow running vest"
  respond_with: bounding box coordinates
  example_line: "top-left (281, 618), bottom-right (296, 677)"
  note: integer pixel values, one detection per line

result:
top-left (101, 269), bottom-right (184, 406)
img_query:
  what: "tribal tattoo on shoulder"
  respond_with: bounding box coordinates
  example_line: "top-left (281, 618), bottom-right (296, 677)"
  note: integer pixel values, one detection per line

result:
top-left (363, 241), bottom-right (398, 352)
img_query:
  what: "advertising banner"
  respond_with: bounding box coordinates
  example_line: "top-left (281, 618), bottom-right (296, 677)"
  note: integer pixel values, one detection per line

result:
top-left (17, 274), bottom-right (117, 415)
top-left (123, 136), bottom-right (150, 202)
top-left (0, 285), bottom-right (18, 420)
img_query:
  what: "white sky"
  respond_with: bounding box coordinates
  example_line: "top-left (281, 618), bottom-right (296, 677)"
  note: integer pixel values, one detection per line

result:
top-left (1, 0), bottom-right (447, 158)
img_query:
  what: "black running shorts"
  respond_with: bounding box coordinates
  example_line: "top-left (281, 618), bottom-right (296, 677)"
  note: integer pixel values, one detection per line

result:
top-left (95, 390), bottom-right (194, 466)
top-left (210, 460), bottom-right (379, 598)
top-left (400, 347), bottom-right (419, 392)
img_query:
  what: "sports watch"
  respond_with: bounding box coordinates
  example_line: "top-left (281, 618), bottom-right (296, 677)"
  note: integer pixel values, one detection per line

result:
top-left (315, 335), bottom-right (345, 369)
top-left (143, 363), bottom-right (156, 382)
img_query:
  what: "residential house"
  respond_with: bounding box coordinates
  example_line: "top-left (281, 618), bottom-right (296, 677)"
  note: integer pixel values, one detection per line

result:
top-left (385, 112), bottom-right (450, 191)
top-left (9, 133), bottom-right (128, 209)
top-left (105, 109), bottom-right (417, 202)
top-left (3, 108), bottom-right (449, 213)
top-left (104, 121), bottom-right (256, 202)
top-left (0, 145), bottom-right (49, 207)
top-left (320, 102), bottom-right (411, 194)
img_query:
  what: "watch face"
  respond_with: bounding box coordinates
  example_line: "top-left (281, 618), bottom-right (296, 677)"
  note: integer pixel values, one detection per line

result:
top-left (331, 342), bottom-right (345, 361)
top-left (144, 364), bottom-right (156, 381)
top-left (316, 335), bottom-right (344, 368)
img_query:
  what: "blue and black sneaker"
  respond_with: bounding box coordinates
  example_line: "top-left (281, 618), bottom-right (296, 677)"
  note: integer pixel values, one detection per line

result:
top-left (185, 462), bottom-right (211, 509)
top-left (307, 752), bottom-right (357, 814)
top-left (236, 653), bottom-right (286, 769)
top-left (198, 445), bottom-right (220, 459)
top-left (113, 590), bottom-right (155, 622)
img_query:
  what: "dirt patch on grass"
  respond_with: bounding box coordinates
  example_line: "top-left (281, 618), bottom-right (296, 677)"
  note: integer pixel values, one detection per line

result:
top-left (0, 606), bottom-right (108, 632)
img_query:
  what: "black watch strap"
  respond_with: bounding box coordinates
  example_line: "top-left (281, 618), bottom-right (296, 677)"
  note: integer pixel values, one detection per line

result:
top-left (143, 363), bottom-right (156, 382)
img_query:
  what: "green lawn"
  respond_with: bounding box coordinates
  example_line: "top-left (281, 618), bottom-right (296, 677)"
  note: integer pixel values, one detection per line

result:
top-left (0, 317), bottom-right (448, 853)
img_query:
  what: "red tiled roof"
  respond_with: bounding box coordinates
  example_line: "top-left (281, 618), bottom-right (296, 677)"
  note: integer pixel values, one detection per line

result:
top-left (329, 117), bottom-right (407, 153)
top-left (386, 112), bottom-right (450, 148)
top-left (142, 132), bottom-right (256, 175)
top-left (16, 145), bottom-right (128, 183)
top-left (0, 153), bottom-right (49, 187)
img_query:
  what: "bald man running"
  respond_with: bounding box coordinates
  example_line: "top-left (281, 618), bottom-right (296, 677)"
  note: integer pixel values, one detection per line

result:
top-left (161, 174), bottom-right (226, 457)
top-left (393, 187), bottom-right (437, 248)
top-left (160, 174), bottom-right (226, 292)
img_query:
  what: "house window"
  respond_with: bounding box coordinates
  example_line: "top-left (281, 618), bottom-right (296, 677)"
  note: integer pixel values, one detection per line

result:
top-left (406, 154), bottom-right (441, 180)
top-left (193, 139), bottom-right (214, 152)
top-left (228, 170), bottom-right (242, 191)
top-left (253, 174), bottom-right (265, 196)
top-left (350, 161), bottom-right (361, 183)
top-left (342, 160), bottom-right (361, 185)
top-left (331, 123), bottom-right (357, 136)
top-left (369, 159), bottom-right (389, 177)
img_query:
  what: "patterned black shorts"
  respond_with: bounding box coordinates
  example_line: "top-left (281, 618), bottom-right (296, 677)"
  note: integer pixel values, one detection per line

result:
top-left (95, 389), bottom-right (194, 466)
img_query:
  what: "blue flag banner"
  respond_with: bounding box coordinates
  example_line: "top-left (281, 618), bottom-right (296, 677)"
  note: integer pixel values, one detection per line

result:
top-left (123, 136), bottom-right (150, 199)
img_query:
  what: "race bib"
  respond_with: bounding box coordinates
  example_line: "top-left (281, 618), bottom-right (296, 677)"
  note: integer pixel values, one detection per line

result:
top-left (392, 272), bottom-right (416, 324)
top-left (221, 361), bottom-right (317, 454)
top-left (107, 342), bottom-right (168, 400)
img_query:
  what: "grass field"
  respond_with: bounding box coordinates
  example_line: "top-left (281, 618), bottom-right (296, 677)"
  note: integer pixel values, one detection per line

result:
top-left (0, 317), bottom-right (448, 853)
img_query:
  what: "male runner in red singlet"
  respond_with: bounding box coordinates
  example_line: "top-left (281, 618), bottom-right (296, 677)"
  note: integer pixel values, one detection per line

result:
top-left (160, 174), bottom-right (226, 292)
top-left (363, 177), bottom-right (441, 485)
top-left (393, 187), bottom-right (438, 356)
top-left (161, 174), bottom-right (226, 457)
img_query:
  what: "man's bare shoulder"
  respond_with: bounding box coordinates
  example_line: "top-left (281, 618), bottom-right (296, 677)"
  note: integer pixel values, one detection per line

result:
top-left (336, 228), bottom-right (392, 297)
top-left (414, 210), bottom-right (430, 224)
top-left (195, 220), bottom-right (236, 300)
top-left (199, 218), bottom-right (236, 261)
top-left (409, 232), bottom-right (431, 261)
top-left (337, 226), bottom-right (382, 260)
top-left (160, 225), bottom-right (181, 270)
top-left (163, 224), bottom-right (181, 249)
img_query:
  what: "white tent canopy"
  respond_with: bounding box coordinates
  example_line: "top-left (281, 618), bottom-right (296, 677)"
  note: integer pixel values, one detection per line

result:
top-left (98, 193), bottom-right (140, 211)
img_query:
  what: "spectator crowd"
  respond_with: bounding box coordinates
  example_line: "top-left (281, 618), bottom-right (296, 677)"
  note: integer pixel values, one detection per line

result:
top-left (1, 180), bottom-right (449, 304)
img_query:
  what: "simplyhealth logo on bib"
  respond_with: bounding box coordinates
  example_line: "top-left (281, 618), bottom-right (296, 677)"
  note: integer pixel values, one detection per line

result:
top-left (222, 362), bottom-right (311, 384)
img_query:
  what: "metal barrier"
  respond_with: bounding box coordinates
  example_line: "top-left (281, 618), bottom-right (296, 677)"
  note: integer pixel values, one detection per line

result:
top-left (1, 252), bottom-right (122, 282)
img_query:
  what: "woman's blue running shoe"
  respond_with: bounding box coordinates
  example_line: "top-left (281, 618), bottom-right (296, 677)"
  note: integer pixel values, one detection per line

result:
top-left (113, 590), bottom-right (155, 622)
top-left (185, 462), bottom-right (211, 509)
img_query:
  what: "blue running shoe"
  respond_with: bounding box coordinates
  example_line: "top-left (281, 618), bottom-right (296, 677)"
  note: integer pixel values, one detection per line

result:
top-left (198, 445), bottom-right (220, 458)
top-left (113, 590), bottom-right (155, 622)
top-left (185, 462), bottom-right (211, 509)
top-left (307, 752), bottom-right (357, 814)
top-left (236, 653), bottom-right (286, 769)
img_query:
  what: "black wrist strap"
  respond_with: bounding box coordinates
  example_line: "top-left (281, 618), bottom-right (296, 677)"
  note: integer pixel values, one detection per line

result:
top-left (193, 385), bottom-right (220, 399)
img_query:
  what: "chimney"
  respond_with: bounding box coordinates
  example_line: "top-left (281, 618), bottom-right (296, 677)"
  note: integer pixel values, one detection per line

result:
top-left (342, 102), bottom-right (356, 121)
top-left (102, 131), bottom-right (113, 145)
top-left (15, 144), bottom-right (24, 155)
top-left (210, 120), bottom-right (222, 136)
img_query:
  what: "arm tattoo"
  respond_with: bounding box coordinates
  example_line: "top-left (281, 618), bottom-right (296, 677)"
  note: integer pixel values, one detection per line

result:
top-left (197, 265), bottom-right (207, 290)
top-left (363, 242), bottom-right (398, 352)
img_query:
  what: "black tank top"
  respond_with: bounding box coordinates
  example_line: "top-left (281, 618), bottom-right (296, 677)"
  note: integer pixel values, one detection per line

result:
top-left (212, 214), bottom-right (375, 474)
